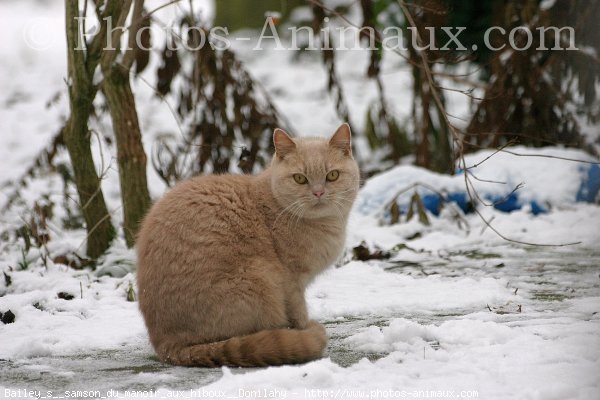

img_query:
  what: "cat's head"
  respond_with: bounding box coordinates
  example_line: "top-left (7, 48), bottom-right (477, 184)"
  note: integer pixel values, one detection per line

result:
top-left (269, 124), bottom-right (360, 219)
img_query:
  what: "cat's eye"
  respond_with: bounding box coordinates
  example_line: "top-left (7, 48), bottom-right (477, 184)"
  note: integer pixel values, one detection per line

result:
top-left (326, 170), bottom-right (340, 182)
top-left (293, 173), bottom-right (308, 184)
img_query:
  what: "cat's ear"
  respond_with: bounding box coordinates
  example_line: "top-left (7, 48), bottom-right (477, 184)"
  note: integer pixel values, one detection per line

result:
top-left (273, 128), bottom-right (296, 160)
top-left (329, 123), bottom-right (352, 157)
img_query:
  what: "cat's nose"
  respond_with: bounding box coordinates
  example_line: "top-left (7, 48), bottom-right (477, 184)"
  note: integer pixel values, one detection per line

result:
top-left (312, 190), bottom-right (325, 199)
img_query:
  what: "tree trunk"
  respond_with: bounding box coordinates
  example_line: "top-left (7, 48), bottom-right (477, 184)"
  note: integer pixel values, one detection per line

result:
top-left (64, 0), bottom-right (115, 259)
top-left (102, 64), bottom-right (151, 247)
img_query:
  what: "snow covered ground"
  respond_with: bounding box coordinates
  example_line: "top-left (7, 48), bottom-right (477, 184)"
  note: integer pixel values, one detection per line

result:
top-left (1, 195), bottom-right (599, 399)
top-left (1, 1), bottom-right (599, 399)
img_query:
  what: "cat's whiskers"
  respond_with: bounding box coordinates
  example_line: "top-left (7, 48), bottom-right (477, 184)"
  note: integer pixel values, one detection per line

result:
top-left (283, 204), bottom-right (304, 231)
top-left (292, 197), bottom-right (312, 231)
top-left (278, 197), bottom-right (309, 232)
top-left (289, 201), bottom-right (308, 231)
top-left (332, 187), bottom-right (358, 196)
top-left (273, 198), bottom-right (306, 229)
top-left (328, 198), bottom-right (345, 223)
top-left (331, 195), bottom-right (355, 206)
top-left (324, 191), bottom-right (355, 211)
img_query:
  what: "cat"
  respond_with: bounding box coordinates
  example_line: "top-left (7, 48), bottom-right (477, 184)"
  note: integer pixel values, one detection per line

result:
top-left (136, 123), bottom-right (359, 367)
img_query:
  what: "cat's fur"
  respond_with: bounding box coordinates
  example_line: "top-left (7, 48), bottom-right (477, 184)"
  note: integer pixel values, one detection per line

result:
top-left (136, 124), bottom-right (359, 367)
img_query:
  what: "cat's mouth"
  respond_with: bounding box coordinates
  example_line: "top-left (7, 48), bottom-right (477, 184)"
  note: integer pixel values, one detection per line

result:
top-left (311, 199), bottom-right (328, 208)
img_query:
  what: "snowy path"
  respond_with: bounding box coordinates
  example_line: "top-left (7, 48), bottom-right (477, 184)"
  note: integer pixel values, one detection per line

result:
top-left (1, 235), bottom-right (599, 399)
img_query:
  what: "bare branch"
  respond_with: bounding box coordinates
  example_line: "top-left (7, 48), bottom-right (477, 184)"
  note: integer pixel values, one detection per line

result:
top-left (465, 139), bottom-right (519, 170)
top-left (466, 139), bottom-right (600, 165)
top-left (494, 148), bottom-right (599, 165)
top-left (466, 171), bottom-right (508, 185)
top-left (398, 0), bottom-right (582, 248)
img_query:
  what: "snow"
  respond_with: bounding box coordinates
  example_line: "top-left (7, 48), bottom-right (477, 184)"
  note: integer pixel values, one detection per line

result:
top-left (307, 262), bottom-right (515, 319)
top-left (354, 146), bottom-right (599, 218)
top-left (0, 266), bottom-right (144, 360)
top-left (2, 199), bottom-right (599, 400)
top-left (1, 1), bottom-right (600, 399)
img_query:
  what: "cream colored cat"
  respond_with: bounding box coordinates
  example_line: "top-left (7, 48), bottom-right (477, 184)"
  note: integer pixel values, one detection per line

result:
top-left (136, 124), bottom-right (359, 367)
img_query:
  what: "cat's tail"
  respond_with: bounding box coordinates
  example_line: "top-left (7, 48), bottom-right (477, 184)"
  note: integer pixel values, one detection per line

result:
top-left (157, 320), bottom-right (328, 367)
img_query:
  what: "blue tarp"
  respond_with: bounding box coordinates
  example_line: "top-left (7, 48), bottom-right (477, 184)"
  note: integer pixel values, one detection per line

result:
top-left (411, 164), bottom-right (600, 216)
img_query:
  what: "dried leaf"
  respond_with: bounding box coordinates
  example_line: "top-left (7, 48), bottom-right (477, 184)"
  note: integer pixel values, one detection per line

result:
top-left (390, 201), bottom-right (400, 224)
top-left (352, 242), bottom-right (391, 261)
top-left (3, 272), bottom-right (11, 287)
top-left (127, 282), bottom-right (136, 302)
top-left (406, 194), bottom-right (415, 222)
top-left (57, 292), bottom-right (75, 301)
top-left (156, 41), bottom-right (180, 96)
top-left (413, 192), bottom-right (430, 226)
